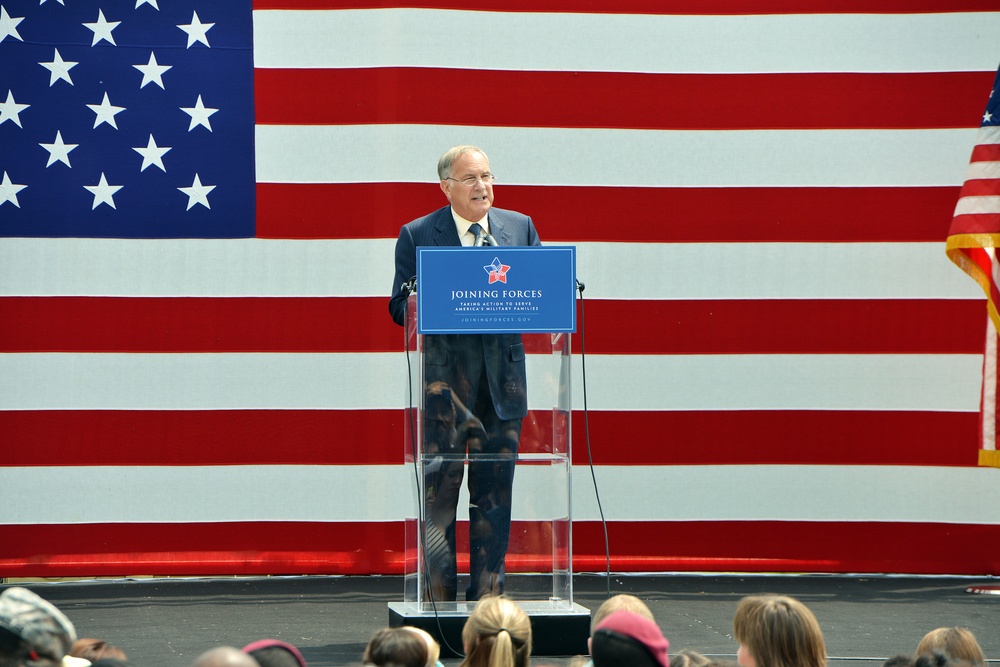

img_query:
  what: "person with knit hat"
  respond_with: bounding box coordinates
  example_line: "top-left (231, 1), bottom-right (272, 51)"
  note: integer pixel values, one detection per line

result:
top-left (0, 587), bottom-right (78, 667)
top-left (591, 609), bottom-right (670, 667)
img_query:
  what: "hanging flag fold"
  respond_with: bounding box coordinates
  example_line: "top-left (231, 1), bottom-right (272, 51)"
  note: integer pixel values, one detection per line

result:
top-left (946, 64), bottom-right (1000, 468)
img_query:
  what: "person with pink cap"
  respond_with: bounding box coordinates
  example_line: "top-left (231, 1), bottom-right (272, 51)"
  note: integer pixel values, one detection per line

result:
top-left (590, 609), bottom-right (670, 667)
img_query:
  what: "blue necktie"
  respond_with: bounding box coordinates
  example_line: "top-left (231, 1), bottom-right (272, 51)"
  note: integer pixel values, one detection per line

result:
top-left (469, 223), bottom-right (486, 246)
top-left (469, 223), bottom-right (495, 246)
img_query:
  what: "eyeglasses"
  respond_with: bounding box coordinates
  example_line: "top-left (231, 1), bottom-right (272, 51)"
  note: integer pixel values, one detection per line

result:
top-left (445, 173), bottom-right (496, 187)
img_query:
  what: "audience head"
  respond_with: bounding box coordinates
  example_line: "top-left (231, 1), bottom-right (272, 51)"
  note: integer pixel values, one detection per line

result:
top-left (883, 656), bottom-right (916, 667)
top-left (590, 595), bottom-right (655, 636)
top-left (0, 587), bottom-right (77, 667)
top-left (914, 652), bottom-right (978, 667)
top-left (705, 660), bottom-right (740, 667)
top-left (243, 639), bottom-right (307, 667)
top-left (70, 638), bottom-right (127, 663)
top-left (460, 596), bottom-right (532, 667)
top-left (591, 610), bottom-right (669, 667)
top-left (671, 649), bottom-right (712, 667)
top-left (192, 646), bottom-right (260, 667)
top-left (363, 627), bottom-right (428, 667)
top-left (916, 628), bottom-right (985, 667)
top-left (732, 595), bottom-right (825, 667)
top-left (915, 653), bottom-right (950, 667)
top-left (399, 627), bottom-right (441, 667)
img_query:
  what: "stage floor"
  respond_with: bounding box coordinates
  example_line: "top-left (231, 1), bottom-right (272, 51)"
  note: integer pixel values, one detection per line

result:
top-left (5, 573), bottom-right (998, 667)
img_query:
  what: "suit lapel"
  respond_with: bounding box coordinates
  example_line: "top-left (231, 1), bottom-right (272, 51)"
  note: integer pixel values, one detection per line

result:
top-left (430, 207), bottom-right (462, 246)
top-left (488, 211), bottom-right (510, 246)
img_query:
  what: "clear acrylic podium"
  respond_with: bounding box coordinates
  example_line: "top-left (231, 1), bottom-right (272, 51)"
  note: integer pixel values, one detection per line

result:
top-left (388, 293), bottom-right (590, 656)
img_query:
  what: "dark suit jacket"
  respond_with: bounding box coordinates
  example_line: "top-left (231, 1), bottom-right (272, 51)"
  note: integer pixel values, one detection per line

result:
top-left (389, 206), bottom-right (542, 422)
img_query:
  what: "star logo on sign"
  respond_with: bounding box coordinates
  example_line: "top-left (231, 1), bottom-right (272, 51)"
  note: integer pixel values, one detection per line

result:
top-left (0, 171), bottom-right (27, 208)
top-left (135, 0), bottom-right (159, 8)
top-left (83, 9), bottom-right (120, 46)
top-left (40, 131), bottom-right (78, 168)
top-left (180, 95), bottom-right (217, 131)
top-left (484, 257), bottom-right (511, 284)
top-left (40, 48), bottom-right (78, 87)
top-left (179, 173), bottom-right (215, 210)
top-left (133, 134), bottom-right (171, 172)
top-left (87, 92), bottom-right (125, 129)
top-left (0, 6), bottom-right (24, 43)
top-left (177, 10), bottom-right (213, 48)
top-left (0, 89), bottom-right (29, 127)
top-left (134, 52), bottom-right (171, 89)
top-left (84, 173), bottom-right (123, 210)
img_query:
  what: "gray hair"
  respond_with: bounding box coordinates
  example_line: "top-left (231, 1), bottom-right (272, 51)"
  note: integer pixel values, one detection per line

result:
top-left (437, 145), bottom-right (489, 180)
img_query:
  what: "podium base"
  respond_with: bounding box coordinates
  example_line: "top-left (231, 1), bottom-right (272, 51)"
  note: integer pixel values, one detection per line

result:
top-left (388, 600), bottom-right (591, 658)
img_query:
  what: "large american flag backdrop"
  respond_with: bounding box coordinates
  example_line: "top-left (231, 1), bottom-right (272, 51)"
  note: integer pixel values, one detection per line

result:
top-left (2, 0), bottom-right (1000, 576)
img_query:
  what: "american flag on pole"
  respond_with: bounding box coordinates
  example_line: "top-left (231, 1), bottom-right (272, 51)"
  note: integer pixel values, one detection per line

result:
top-left (946, 64), bottom-right (1000, 469)
top-left (3, 1), bottom-right (1000, 577)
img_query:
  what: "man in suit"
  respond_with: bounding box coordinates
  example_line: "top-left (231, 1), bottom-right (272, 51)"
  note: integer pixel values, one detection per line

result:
top-left (389, 145), bottom-right (542, 601)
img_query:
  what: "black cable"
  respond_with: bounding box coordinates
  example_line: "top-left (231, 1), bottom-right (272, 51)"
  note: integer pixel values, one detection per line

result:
top-left (577, 280), bottom-right (611, 597)
top-left (402, 287), bottom-right (465, 659)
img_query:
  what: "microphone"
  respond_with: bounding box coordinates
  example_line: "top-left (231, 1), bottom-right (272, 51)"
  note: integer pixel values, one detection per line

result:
top-left (483, 232), bottom-right (499, 246)
top-left (400, 276), bottom-right (417, 295)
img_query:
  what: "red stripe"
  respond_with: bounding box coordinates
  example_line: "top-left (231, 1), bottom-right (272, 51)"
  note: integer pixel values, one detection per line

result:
top-left (1, 298), bottom-right (983, 354)
top-left (949, 213), bottom-right (1000, 236)
top-left (959, 247), bottom-right (1000, 305)
top-left (573, 299), bottom-right (985, 355)
top-left (961, 247), bottom-right (1000, 307)
top-left (1, 521), bottom-right (997, 577)
top-left (0, 297), bottom-right (400, 353)
top-left (0, 522), bottom-right (406, 576)
top-left (573, 521), bottom-right (1000, 575)
top-left (970, 144), bottom-right (1000, 162)
top-left (257, 183), bottom-right (963, 242)
top-left (573, 410), bottom-right (980, 467)
top-left (1, 409), bottom-right (978, 467)
top-left (252, 1), bottom-right (999, 15)
top-left (0, 410), bottom-right (404, 466)
top-left (958, 178), bottom-right (1000, 197)
top-left (255, 69), bottom-right (989, 131)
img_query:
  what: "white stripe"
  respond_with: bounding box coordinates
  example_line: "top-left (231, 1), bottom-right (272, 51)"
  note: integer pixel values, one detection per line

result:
top-left (0, 465), bottom-right (414, 523)
top-left (0, 239), bottom-right (981, 299)
top-left (255, 125), bottom-right (975, 188)
top-left (574, 241), bottom-right (980, 300)
top-left (973, 125), bottom-right (1000, 145)
top-left (0, 238), bottom-right (394, 297)
top-left (983, 319), bottom-right (997, 452)
top-left (252, 9), bottom-right (1000, 74)
top-left (1, 464), bottom-right (998, 524)
top-left (570, 464), bottom-right (1000, 524)
top-left (954, 194), bottom-right (1000, 216)
top-left (0, 352), bottom-right (982, 412)
top-left (573, 353), bottom-right (981, 412)
top-left (964, 162), bottom-right (1000, 181)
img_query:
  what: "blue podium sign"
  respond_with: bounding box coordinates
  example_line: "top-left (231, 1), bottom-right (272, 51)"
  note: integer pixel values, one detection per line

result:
top-left (416, 246), bottom-right (576, 334)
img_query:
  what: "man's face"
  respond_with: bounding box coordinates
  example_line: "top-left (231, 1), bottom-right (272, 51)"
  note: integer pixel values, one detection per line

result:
top-left (440, 151), bottom-right (494, 222)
